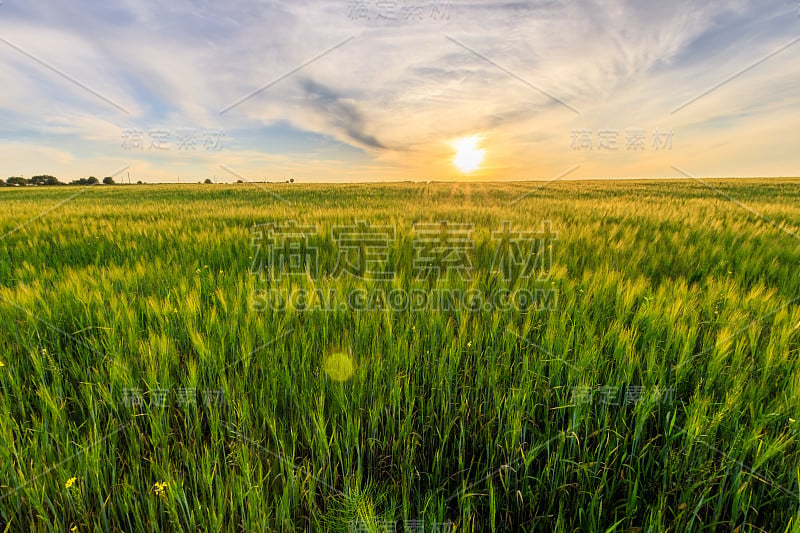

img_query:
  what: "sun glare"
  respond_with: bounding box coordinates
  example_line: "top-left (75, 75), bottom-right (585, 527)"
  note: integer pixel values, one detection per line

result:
top-left (452, 135), bottom-right (485, 173)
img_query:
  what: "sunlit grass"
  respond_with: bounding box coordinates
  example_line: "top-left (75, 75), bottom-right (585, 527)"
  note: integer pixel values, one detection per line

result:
top-left (0, 179), bottom-right (799, 531)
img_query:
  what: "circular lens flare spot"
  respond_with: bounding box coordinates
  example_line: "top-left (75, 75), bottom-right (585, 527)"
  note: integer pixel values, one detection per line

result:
top-left (322, 351), bottom-right (357, 382)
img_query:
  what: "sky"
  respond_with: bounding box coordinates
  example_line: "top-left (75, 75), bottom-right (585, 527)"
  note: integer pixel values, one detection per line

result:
top-left (0, 0), bottom-right (798, 183)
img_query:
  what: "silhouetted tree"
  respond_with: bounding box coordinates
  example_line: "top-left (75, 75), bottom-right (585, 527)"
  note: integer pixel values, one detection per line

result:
top-left (6, 177), bottom-right (27, 186)
top-left (30, 175), bottom-right (61, 186)
top-left (204, 178), bottom-right (213, 184)
top-left (102, 176), bottom-right (115, 185)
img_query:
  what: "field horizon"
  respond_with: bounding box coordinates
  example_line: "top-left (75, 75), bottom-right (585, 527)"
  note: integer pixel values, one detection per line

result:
top-left (6, 176), bottom-right (800, 187)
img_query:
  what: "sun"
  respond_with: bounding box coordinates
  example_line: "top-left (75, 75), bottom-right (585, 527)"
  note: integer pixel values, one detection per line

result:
top-left (452, 135), bottom-right (485, 174)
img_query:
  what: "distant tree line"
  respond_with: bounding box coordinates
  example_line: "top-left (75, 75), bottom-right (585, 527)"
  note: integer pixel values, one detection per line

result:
top-left (205, 178), bottom-right (296, 184)
top-left (1, 176), bottom-right (298, 186)
top-left (0, 175), bottom-right (116, 187)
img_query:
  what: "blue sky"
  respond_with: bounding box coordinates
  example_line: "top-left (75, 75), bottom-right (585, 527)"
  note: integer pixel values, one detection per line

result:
top-left (0, 0), bottom-right (798, 182)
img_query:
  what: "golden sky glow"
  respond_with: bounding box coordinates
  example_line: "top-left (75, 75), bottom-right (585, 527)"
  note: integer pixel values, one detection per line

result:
top-left (0, 2), bottom-right (799, 182)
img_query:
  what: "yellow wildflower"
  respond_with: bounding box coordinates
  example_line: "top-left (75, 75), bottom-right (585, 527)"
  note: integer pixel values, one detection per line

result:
top-left (65, 477), bottom-right (77, 489)
top-left (153, 481), bottom-right (168, 496)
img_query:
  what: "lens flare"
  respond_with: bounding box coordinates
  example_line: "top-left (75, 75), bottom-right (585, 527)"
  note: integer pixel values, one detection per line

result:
top-left (323, 351), bottom-right (357, 381)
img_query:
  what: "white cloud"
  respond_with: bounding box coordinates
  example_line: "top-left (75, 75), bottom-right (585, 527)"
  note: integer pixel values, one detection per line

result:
top-left (0, 0), bottom-right (798, 180)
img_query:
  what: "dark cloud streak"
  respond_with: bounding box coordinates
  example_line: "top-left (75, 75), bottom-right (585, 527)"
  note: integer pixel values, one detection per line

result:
top-left (300, 78), bottom-right (385, 150)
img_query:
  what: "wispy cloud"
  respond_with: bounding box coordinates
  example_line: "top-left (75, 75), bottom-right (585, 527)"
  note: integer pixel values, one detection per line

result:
top-left (0, 0), bottom-right (797, 181)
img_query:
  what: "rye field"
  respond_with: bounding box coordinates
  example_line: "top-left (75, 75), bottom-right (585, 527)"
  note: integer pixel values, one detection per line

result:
top-left (0, 179), bottom-right (799, 532)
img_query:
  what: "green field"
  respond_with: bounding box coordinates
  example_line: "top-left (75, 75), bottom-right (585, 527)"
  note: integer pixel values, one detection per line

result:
top-left (1, 179), bottom-right (799, 532)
